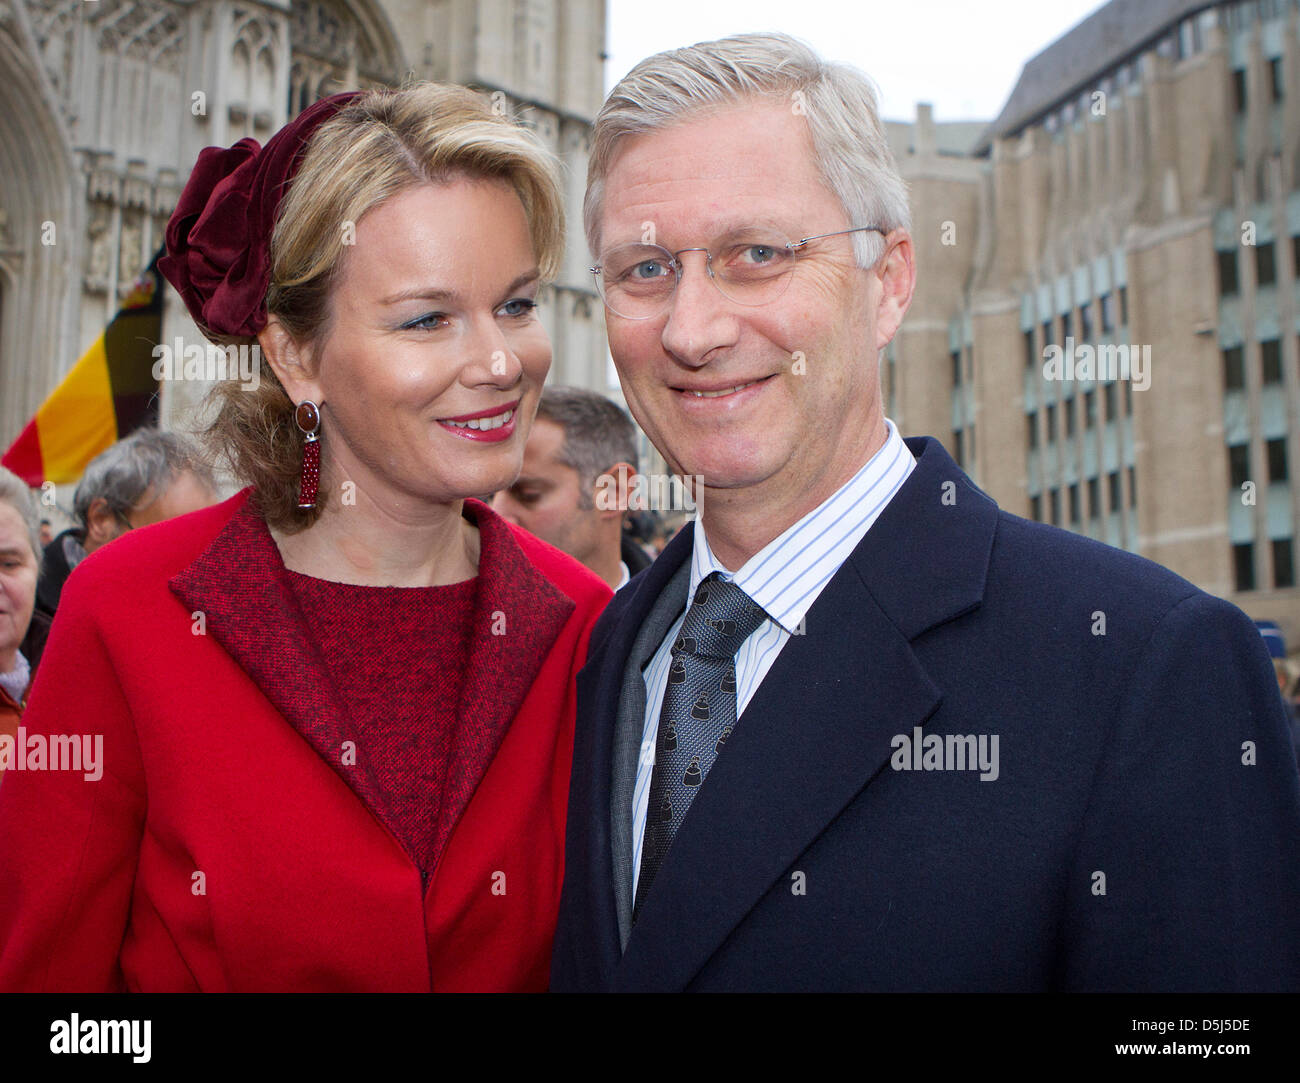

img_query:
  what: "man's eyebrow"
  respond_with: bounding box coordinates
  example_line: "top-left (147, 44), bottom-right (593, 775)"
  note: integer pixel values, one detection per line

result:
top-left (380, 268), bottom-right (541, 306)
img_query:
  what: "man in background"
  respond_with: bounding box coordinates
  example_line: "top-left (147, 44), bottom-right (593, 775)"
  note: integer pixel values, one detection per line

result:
top-left (494, 386), bottom-right (647, 589)
top-left (37, 428), bottom-right (218, 618)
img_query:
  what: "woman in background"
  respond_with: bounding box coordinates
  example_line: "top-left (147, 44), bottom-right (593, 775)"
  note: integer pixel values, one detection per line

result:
top-left (0, 465), bottom-right (40, 779)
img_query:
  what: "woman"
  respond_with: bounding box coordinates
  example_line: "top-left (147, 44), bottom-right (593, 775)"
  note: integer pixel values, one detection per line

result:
top-left (0, 466), bottom-right (40, 777)
top-left (0, 84), bottom-right (611, 991)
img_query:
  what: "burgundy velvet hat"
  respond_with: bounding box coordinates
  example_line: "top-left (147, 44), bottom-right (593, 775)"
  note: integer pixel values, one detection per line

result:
top-left (158, 91), bottom-right (362, 338)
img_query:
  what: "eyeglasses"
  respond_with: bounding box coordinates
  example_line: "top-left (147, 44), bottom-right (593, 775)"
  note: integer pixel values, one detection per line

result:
top-left (590, 226), bottom-right (884, 320)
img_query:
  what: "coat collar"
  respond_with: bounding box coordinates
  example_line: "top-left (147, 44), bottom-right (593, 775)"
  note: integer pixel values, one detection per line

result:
top-left (609, 435), bottom-right (1000, 989)
top-left (169, 489), bottom-right (575, 869)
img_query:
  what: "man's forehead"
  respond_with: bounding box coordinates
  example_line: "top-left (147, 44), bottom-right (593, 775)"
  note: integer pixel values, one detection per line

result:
top-left (599, 103), bottom-right (824, 239)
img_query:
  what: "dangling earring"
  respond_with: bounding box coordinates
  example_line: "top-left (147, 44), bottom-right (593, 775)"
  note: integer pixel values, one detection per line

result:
top-left (295, 400), bottom-right (321, 510)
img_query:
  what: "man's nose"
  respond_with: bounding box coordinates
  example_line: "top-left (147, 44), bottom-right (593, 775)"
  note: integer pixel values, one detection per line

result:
top-left (660, 251), bottom-right (738, 365)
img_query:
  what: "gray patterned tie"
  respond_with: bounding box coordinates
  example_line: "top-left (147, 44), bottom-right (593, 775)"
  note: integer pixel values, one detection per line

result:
top-left (635, 572), bottom-right (768, 916)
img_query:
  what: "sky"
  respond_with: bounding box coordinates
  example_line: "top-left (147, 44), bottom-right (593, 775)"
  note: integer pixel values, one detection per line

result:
top-left (606, 0), bottom-right (1112, 124)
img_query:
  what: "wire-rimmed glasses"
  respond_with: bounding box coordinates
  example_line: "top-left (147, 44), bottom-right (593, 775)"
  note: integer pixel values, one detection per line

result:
top-left (591, 226), bottom-right (884, 320)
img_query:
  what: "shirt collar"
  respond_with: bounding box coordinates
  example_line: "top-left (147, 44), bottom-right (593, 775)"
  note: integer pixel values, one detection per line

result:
top-left (689, 418), bottom-right (913, 634)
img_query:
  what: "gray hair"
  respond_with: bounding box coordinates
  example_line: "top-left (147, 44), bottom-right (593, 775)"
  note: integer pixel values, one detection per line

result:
top-left (73, 428), bottom-right (216, 529)
top-left (536, 387), bottom-right (640, 511)
top-left (586, 32), bottom-right (911, 269)
top-left (0, 465), bottom-right (41, 561)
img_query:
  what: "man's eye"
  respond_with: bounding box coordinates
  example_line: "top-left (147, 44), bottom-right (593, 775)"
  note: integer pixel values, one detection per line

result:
top-left (628, 260), bottom-right (670, 280)
top-left (736, 244), bottom-right (780, 265)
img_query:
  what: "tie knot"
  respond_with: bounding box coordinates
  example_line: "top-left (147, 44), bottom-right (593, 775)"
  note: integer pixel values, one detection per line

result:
top-left (673, 573), bottom-right (767, 660)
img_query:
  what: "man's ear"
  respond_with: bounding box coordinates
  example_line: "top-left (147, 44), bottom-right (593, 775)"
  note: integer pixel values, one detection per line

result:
top-left (872, 228), bottom-right (916, 352)
top-left (257, 317), bottom-right (321, 406)
top-left (594, 461), bottom-right (637, 519)
top-left (84, 496), bottom-right (125, 548)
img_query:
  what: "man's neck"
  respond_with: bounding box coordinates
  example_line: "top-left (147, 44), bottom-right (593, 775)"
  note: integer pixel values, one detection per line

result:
top-left (698, 418), bottom-right (890, 571)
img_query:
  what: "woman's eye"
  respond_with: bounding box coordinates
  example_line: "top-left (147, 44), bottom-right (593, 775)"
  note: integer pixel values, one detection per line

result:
top-left (500, 298), bottom-right (538, 317)
top-left (402, 312), bottom-right (449, 331)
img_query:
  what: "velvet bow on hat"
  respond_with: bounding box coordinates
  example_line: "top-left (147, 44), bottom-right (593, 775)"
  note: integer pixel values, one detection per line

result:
top-left (158, 91), bottom-right (362, 337)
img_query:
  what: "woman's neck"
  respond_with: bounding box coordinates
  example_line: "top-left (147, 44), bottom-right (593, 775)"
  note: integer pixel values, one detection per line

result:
top-left (271, 490), bottom-right (480, 587)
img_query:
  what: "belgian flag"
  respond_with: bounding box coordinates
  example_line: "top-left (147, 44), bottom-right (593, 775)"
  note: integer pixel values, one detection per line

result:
top-left (2, 249), bottom-right (164, 486)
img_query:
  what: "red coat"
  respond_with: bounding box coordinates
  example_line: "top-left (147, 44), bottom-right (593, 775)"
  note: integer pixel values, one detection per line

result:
top-left (0, 490), bottom-right (610, 991)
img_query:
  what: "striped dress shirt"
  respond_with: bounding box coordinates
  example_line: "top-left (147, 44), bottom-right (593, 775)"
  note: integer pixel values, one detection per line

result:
top-left (631, 418), bottom-right (917, 897)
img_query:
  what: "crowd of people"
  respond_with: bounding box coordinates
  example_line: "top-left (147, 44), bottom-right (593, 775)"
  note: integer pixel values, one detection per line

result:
top-left (0, 32), bottom-right (1297, 993)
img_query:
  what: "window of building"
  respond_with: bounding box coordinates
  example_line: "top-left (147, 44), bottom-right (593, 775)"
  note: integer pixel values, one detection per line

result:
top-left (1217, 249), bottom-right (1239, 295)
top-left (1080, 301), bottom-right (1093, 342)
top-left (1233, 68), bottom-right (1247, 113)
top-left (1066, 398), bottom-right (1076, 437)
top-left (1118, 286), bottom-right (1128, 325)
top-left (1223, 345), bottom-right (1245, 390)
top-left (1234, 542), bottom-right (1255, 592)
top-left (1270, 57), bottom-right (1284, 103)
top-left (1262, 339), bottom-right (1282, 384)
top-left (969, 427), bottom-right (975, 463)
top-left (1294, 235), bottom-right (1300, 279)
top-left (1049, 488), bottom-right (1060, 526)
top-left (1027, 412), bottom-right (1038, 450)
top-left (1046, 403), bottom-right (1057, 442)
top-left (1123, 379), bottom-right (1133, 416)
top-left (1062, 310), bottom-right (1073, 342)
top-left (1268, 437), bottom-right (1288, 482)
top-left (1256, 242), bottom-right (1276, 286)
top-left (1128, 465), bottom-right (1137, 507)
top-left (1024, 328), bottom-right (1036, 368)
top-left (1088, 476), bottom-right (1100, 519)
top-left (1069, 483), bottom-right (1081, 525)
top-left (1273, 538), bottom-right (1295, 588)
top-left (953, 429), bottom-right (964, 466)
top-left (1100, 292), bottom-right (1115, 333)
top-left (1104, 382), bottom-right (1117, 419)
top-left (1229, 442), bottom-right (1251, 488)
top-left (951, 350), bottom-right (961, 386)
top-left (1085, 389), bottom-right (1097, 427)
top-left (1108, 471), bottom-right (1121, 512)
top-left (1030, 494), bottom-right (1042, 521)
top-left (1042, 319), bottom-right (1053, 350)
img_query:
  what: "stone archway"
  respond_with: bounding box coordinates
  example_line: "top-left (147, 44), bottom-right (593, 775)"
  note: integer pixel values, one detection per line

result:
top-left (0, 0), bottom-right (75, 448)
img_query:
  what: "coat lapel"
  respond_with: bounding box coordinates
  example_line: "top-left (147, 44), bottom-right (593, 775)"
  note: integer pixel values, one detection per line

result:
top-left (615, 437), bottom-right (998, 990)
top-left (437, 499), bottom-right (575, 858)
top-left (168, 491), bottom-right (574, 873)
top-left (567, 524), bottom-right (694, 985)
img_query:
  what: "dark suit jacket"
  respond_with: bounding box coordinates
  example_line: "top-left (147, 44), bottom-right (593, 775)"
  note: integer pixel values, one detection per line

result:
top-left (551, 436), bottom-right (1300, 991)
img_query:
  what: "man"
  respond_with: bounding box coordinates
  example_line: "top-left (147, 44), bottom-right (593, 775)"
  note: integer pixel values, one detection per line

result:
top-left (551, 32), bottom-right (1300, 992)
top-left (36, 428), bottom-right (219, 617)
top-left (494, 386), bottom-right (648, 589)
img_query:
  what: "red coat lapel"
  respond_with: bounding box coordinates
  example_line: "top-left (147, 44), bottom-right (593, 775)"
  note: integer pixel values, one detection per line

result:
top-left (438, 499), bottom-right (574, 860)
top-left (168, 491), bottom-right (575, 871)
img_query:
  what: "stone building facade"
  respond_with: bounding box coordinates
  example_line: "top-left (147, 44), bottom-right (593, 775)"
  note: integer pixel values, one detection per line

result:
top-left (0, 0), bottom-right (608, 450)
top-left (887, 0), bottom-right (1300, 640)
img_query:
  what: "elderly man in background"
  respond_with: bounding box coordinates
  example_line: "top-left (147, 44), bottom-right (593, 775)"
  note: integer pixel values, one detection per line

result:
top-left (494, 386), bottom-right (648, 589)
top-left (36, 428), bottom-right (218, 618)
top-left (0, 466), bottom-right (41, 781)
top-left (552, 32), bottom-right (1300, 992)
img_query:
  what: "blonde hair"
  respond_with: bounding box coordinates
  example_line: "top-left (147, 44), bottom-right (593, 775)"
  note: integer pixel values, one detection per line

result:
top-left (207, 81), bottom-right (565, 532)
top-left (585, 32), bottom-right (910, 268)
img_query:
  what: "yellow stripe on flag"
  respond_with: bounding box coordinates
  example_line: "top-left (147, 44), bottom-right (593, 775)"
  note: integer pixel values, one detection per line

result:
top-left (35, 334), bottom-right (117, 484)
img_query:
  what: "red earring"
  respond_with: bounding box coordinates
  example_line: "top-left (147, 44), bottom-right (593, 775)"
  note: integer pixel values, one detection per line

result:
top-left (295, 400), bottom-right (321, 509)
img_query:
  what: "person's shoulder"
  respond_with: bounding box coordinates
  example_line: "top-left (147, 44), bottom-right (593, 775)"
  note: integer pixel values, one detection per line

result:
top-left (990, 509), bottom-right (1202, 612)
top-left (62, 489), bottom-right (249, 604)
